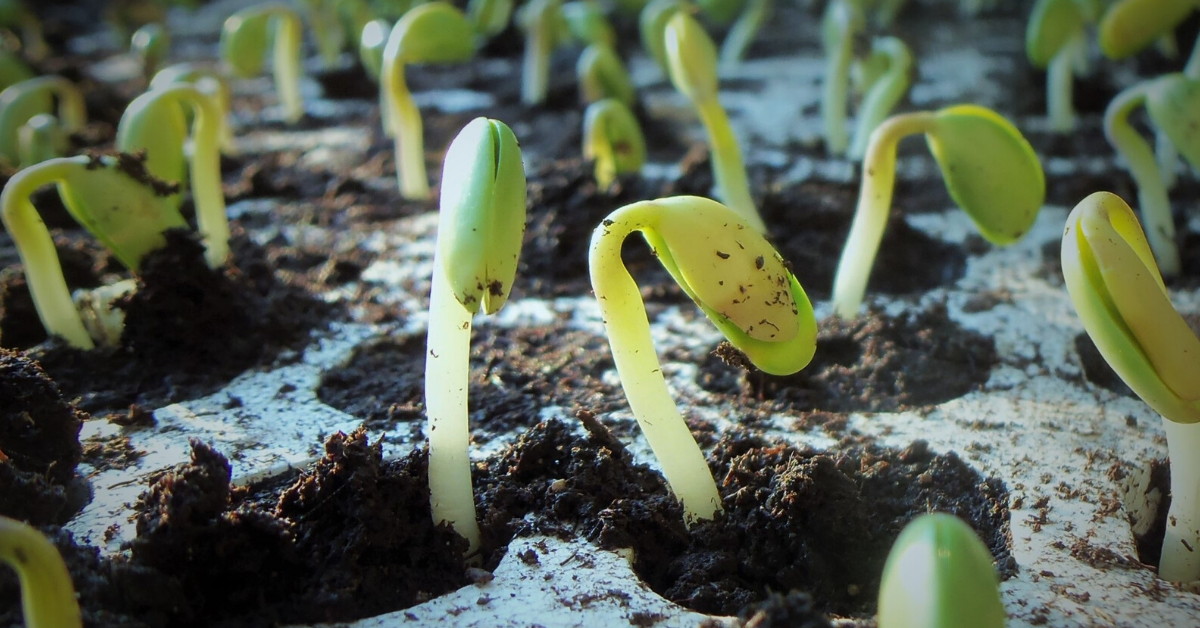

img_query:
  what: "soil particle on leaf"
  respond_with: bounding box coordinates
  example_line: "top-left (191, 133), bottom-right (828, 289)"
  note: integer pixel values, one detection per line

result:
top-left (0, 348), bottom-right (85, 525)
top-left (697, 302), bottom-right (997, 413)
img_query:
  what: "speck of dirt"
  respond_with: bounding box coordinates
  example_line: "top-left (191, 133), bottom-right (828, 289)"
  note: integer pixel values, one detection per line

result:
top-left (696, 302), bottom-right (997, 413)
top-left (735, 591), bottom-right (832, 628)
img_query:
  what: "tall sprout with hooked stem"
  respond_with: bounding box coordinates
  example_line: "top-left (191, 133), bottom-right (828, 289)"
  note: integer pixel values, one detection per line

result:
top-left (1026, 0), bottom-right (1089, 133)
top-left (590, 196), bottom-right (817, 522)
top-left (0, 77), bottom-right (85, 169)
top-left (821, 0), bottom-right (863, 156)
top-left (518, 0), bottom-right (566, 105)
top-left (0, 516), bottom-right (82, 628)
top-left (425, 117), bottom-right (526, 556)
top-left (848, 36), bottom-right (912, 160)
top-left (221, 3), bottom-right (305, 123)
top-left (583, 98), bottom-right (645, 187)
top-left (832, 105), bottom-right (1044, 318)
top-left (150, 63), bottom-right (237, 154)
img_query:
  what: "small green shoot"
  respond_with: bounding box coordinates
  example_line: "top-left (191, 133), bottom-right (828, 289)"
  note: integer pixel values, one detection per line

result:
top-left (878, 513), bottom-right (1005, 628)
top-left (117, 83), bottom-right (228, 268)
top-left (0, 516), bottom-right (82, 628)
top-left (582, 98), bottom-right (645, 187)
top-left (220, 3), bottom-right (305, 123)
top-left (848, 36), bottom-right (912, 160)
top-left (131, 22), bottom-right (170, 82)
top-left (0, 154), bottom-right (187, 348)
top-left (381, 1), bottom-right (475, 199)
top-left (1099, 0), bottom-right (1199, 75)
top-left (1103, 73), bottom-right (1200, 277)
top-left (718, 0), bottom-right (771, 68)
top-left (150, 63), bottom-right (236, 154)
top-left (0, 76), bottom-right (85, 170)
top-left (426, 117), bottom-right (526, 557)
top-left (563, 0), bottom-right (615, 47)
top-left (359, 18), bottom-right (389, 81)
top-left (664, 11), bottom-right (766, 233)
top-left (832, 105), bottom-right (1044, 318)
top-left (0, 0), bottom-right (46, 60)
top-left (467, 0), bottom-right (514, 37)
top-left (1062, 191), bottom-right (1200, 582)
top-left (517, 0), bottom-right (566, 105)
top-left (1026, 0), bottom-right (1088, 132)
top-left (577, 43), bottom-right (634, 105)
top-left (639, 0), bottom-right (688, 74)
top-left (15, 113), bottom-right (64, 167)
top-left (302, 0), bottom-right (347, 67)
top-left (590, 196), bottom-right (817, 522)
top-left (821, 0), bottom-right (864, 155)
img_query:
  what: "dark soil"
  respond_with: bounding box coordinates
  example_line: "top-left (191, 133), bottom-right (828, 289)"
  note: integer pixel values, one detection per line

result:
top-left (696, 302), bottom-right (997, 414)
top-left (0, 349), bottom-right (86, 525)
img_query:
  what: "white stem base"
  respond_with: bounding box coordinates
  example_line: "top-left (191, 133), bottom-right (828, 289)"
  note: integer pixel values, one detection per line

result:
top-left (1161, 419), bottom-right (1200, 583)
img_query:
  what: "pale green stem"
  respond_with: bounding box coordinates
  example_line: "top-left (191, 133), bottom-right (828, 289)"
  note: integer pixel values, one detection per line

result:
top-left (179, 88), bottom-right (230, 268)
top-left (831, 111), bottom-right (936, 319)
top-left (522, 20), bottom-right (551, 105)
top-left (848, 37), bottom-right (911, 160)
top-left (425, 257), bottom-right (483, 557)
top-left (822, 26), bottom-right (853, 155)
top-left (386, 69), bottom-right (430, 200)
top-left (1046, 32), bottom-right (1081, 133)
top-left (590, 214), bottom-right (722, 523)
top-left (1186, 32), bottom-right (1200, 80)
top-left (0, 158), bottom-right (94, 348)
top-left (273, 11), bottom-right (305, 123)
top-left (718, 0), bottom-right (771, 68)
top-left (1161, 418), bottom-right (1200, 583)
top-left (1104, 85), bottom-right (1180, 276)
top-left (695, 99), bottom-right (766, 233)
top-left (1157, 130), bottom-right (1179, 190)
top-left (0, 517), bottom-right (82, 628)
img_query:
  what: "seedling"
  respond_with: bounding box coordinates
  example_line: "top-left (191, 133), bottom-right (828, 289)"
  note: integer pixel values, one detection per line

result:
top-left (0, 76), bottom-right (85, 169)
top-left (220, 3), bottom-right (305, 123)
top-left (426, 118), bottom-right (526, 556)
top-left (0, 516), bottom-right (82, 628)
top-left (639, 0), bottom-right (687, 74)
top-left (302, 0), bottom-right (346, 67)
top-left (359, 18), bottom-right (389, 81)
top-left (0, 49), bottom-right (34, 92)
top-left (696, 0), bottom-right (744, 24)
top-left (381, 2), bottom-right (474, 199)
top-left (590, 196), bottom-right (817, 521)
top-left (150, 63), bottom-right (236, 154)
top-left (563, 0), bottom-right (615, 47)
top-left (1099, 0), bottom-right (1199, 76)
top-left (1026, 0), bottom-right (1088, 132)
top-left (718, 0), bottom-right (771, 67)
top-left (1103, 73), bottom-right (1200, 277)
top-left (467, 0), bottom-right (513, 37)
top-left (832, 105), bottom-right (1044, 319)
top-left (1062, 192), bottom-right (1200, 583)
top-left (848, 36), bottom-right (912, 160)
top-left (1, 154), bottom-right (187, 348)
top-left (15, 113), bottom-right (64, 167)
top-left (131, 22), bottom-right (170, 82)
top-left (577, 43), bottom-right (634, 105)
top-left (821, 0), bottom-right (864, 155)
top-left (582, 98), bottom-right (645, 187)
top-left (873, 0), bottom-right (908, 27)
top-left (664, 12), bottom-right (767, 233)
top-left (117, 83), bottom-right (229, 268)
top-left (0, 0), bottom-right (46, 60)
top-left (878, 513), bottom-right (1005, 628)
top-left (517, 0), bottom-right (566, 105)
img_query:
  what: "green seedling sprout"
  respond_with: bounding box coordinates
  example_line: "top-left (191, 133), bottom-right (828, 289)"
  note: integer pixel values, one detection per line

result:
top-left (577, 43), bottom-right (634, 105)
top-left (591, 196), bottom-right (816, 521)
top-left (1062, 192), bottom-right (1200, 582)
top-left (302, 0), bottom-right (346, 68)
top-left (517, 0), bottom-right (566, 105)
top-left (339, 0), bottom-right (376, 57)
top-left (131, 22), bottom-right (170, 82)
top-left (639, 0), bottom-right (688, 74)
top-left (426, 117), bottom-right (526, 556)
top-left (717, 0), bottom-right (771, 68)
top-left (360, 18), bottom-right (390, 81)
top-left (16, 113), bottom-right (64, 167)
top-left (665, 12), bottom-right (766, 233)
top-left (563, 0), bottom-right (615, 47)
top-left (821, 0), bottom-right (864, 156)
top-left (1, 154), bottom-right (187, 348)
top-left (873, 0), bottom-right (908, 27)
top-left (381, 2), bottom-right (475, 199)
top-left (0, 516), bottom-right (82, 628)
top-left (150, 63), bottom-right (236, 154)
top-left (1099, 0), bottom-right (1200, 75)
top-left (848, 36), bottom-right (912, 160)
top-left (117, 83), bottom-right (229, 268)
top-left (0, 0), bottom-right (46, 60)
top-left (832, 105), bottom-right (1044, 319)
top-left (583, 98), bottom-right (645, 187)
top-left (1026, 0), bottom-right (1088, 132)
top-left (467, 0), bottom-right (514, 37)
top-left (1103, 73), bottom-right (1200, 277)
top-left (0, 49), bottom-right (34, 92)
top-left (0, 76), bottom-right (85, 170)
top-left (696, 0), bottom-right (744, 25)
top-left (877, 513), bottom-right (1005, 628)
top-left (220, 3), bottom-right (305, 124)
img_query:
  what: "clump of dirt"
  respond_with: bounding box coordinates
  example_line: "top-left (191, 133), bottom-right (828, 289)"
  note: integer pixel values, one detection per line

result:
top-left (696, 302), bottom-right (997, 413)
top-left (0, 348), bottom-right (86, 524)
top-left (317, 322), bottom-right (622, 436)
top-left (28, 227), bottom-right (333, 416)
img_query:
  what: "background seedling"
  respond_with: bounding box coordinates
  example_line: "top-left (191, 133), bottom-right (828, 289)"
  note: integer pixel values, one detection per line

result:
top-left (589, 196), bottom-right (817, 522)
top-left (582, 98), bottom-right (645, 187)
top-left (0, 49), bottom-right (34, 92)
top-left (1062, 191), bottom-right (1200, 582)
top-left (426, 118), bottom-right (526, 556)
top-left (718, 0), bottom-right (771, 67)
top-left (1099, 0), bottom-right (1199, 75)
top-left (0, 516), bottom-right (82, 628)
top-left (0, 0), bottom-right (46, 60)
top-left (517, 0), bottom-right (566, 105)
top-left (359, 17), bottom-right (390, 81)
top-left (220, 3), bottom-right (305, 123)
top-left (577, 43), bottom-right (634, 105)
top-left (563, 0), bottom-right (615, 47)
top-left (15, 113), bottom-right (64, 167)
top-left (821, 0), bottom-right (864, 155)
top-left (150, 63), bottom-right (236, 154)
top-left (468, 0), bottom-right (514, 37)
top-left (639, 0), bottom-right (688, 74)
top-left (131, 22), bottom-right (170, 82)
top-left (0, 76), bottom-right (85, 169)
top-left (381, 1), bottom-right (475, 199)
top-left (664, 11), bottom-right (767, 233)
top-left (1026, 0), bottom-right (1089, 132)
top-left (848, 36), bottom-right (912, 160)
top-left (878, 513), bottom-right (1005, 628)
top-left (832, 105), bottom-right (1044, 318)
